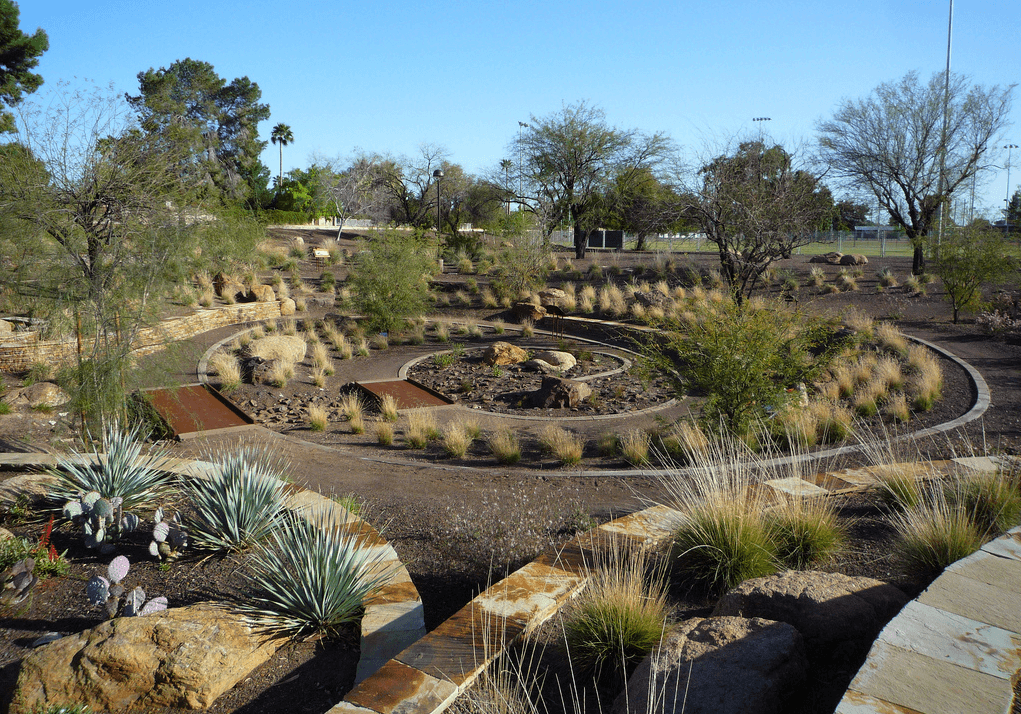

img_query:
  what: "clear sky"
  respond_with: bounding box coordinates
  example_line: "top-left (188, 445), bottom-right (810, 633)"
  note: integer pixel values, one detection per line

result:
top-left (16, 0), bottom-right (1021, 219)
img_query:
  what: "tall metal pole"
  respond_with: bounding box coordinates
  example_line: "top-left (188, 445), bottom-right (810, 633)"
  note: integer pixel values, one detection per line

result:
top-left (433, 169), bottom-right (444, 238)
top-left (517, 121), bottom-right (528, 203)
top-left (1006, 144), bottom-right (1018, 231)
top-left (936, 0), bottom-right (953, 250)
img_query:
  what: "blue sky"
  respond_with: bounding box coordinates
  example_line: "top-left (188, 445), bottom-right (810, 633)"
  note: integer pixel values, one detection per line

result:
top-left (17, 0), bottom-right (1021, 218)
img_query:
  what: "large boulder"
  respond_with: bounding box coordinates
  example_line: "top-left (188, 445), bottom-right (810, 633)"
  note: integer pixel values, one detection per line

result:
top-left (512, 302), bottom-right (547, 323)
top-left (529, 376), bottom-right (591, 408)
top-left (279, 298), bottom-right (296, 316)
top-left (248, 283), bottom-right (277, 303)
top-left (213, 272), bottom-right (245, 301)
top-left (712, 570), bottom-right (908, 658)
top-left (5, 382), bottom-right (70, 408)
top-left (838, 253), bottom-right (868, 266)
top-left (9, 604), bottom-right (283, 713)
top-left (531, 350), bottom-right (577, 371)
top-left (482, 341), bottom-right (529, 366)
top-left (0, 473), bottom-right (57, 510)
top-left (0, 319), bottom-right (13, 334)
top-left (538, 288), bottom-right (567, 308)
top-left (613, 616), bottom-right (807, 714)
top-left (809, 252), bottom-right (843, 264)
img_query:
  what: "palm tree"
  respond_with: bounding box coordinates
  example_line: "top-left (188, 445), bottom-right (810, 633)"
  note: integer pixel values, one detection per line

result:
top-left (500, 159), bottom-right (513, 213)
top-left (270, 123), bottom-right (294, 192)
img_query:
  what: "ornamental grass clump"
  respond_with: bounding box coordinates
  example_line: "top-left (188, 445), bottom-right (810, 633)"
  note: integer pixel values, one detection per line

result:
top-left (242, 511), bottom-right (397, 639)
top-left (950, 468), bottom-right (1021, 536)
top-left (375, 420), bottom-right (394, 446)
top-left (405, 411), bottom-right (436, 449)
top-left (563, 541), bottom-right (670, 685)
top-left (488, 430), bottom-right (521, 465)
top-left (662, 435), bottom-right (778, 594)
top-left (891, 487), bottom-right (984, 575)
top-left (443, 421), bottom-right (475, 458)
top-left (207, 352), bottom-right (242, 393)
top-left (619, 429), bottom-right (651, 466)
top-left (765, 496), bottom-right (845, 570)
top-left (182, 447), bottom-right (287, 553)
top-left (340, 393), bottom-right (365, 434)
top-left (379, 394), bottom-right (399, 423)
top-left (307, 405), bottom-right (328, 432)
top-left (51, 421), bottom-right (172, 513)
top-left (539, 425), bottom-right (584, 466)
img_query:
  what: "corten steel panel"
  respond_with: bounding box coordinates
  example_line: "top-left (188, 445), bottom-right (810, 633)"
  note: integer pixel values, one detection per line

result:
top-left (356, 380), bottom-right (452, 409)
top-left (145, 384), bottom-right (255, 439)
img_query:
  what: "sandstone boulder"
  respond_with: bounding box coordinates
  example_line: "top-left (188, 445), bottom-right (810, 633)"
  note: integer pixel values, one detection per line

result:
top-left (538, 288), bottom-right (567, 308)
top-left (6, 382), bottom-right (70, 408)
top-left (10, 604), bottom-right (283, 713)
top-left (0, 473), bottom-right (57, 510)
top-left (279, 298), bottom-right (296, 316)
top-left (809, 252), bottom-right (843, 264)
top-left (529, 376), bottom-right (591, 408)
top-left (522, 359), bottom-right (559, 375)
top-left (839, 253), bottom-right (868, 266)
top-left (712, 570), bottom-right (908, 657)
top-left (483, 341), bottom-right (529, 366)
top-left (248, 283), bottom-right (277, 303)
top-left (0, 319), bottom-right (13, 334)
top-left (532, 350), bottom-right (576, 371)
top-left (614, 616), bottom-right (807, 714)
top-left (512, 302), bottom-right (547, 323)
top-left (213, 272), bottom-right (245, 301)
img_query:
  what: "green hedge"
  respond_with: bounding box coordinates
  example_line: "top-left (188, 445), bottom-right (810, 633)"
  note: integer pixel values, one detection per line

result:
top-left (259, 209), bottom-right (311, 226)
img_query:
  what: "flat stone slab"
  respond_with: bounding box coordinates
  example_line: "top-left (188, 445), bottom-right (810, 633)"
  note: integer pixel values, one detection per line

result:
top-left (764, 476), bottom-right (830, 498)
top-left (847, 640), bottom-right (1012, 714)
top-left (877, 601), bottom-right (1021, 680)
top-left (916, 571), bottom-right (1021, 633)
top-left (979, 531), bottom-right (1021, 561)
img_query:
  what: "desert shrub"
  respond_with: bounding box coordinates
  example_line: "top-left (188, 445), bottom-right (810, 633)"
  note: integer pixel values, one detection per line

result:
top-left (951, 469), bottom-right (1021, 535)
top-left (405, 411), bottom-right (436, 449)
top-left (182, 446), bottom-right (287, 553)
top-left (539, 425), bottom-right (584, 466)
top-left (349, 231), bottom-right (434, 334)
top-left (563, 543), bottom-right (669, 684)
top-left (645, 297), bottom-right (838, 437)
top-left (876, 322), bottom-right (908, 355)
top-left (339, 393), bottom-right (365, 434)
top-left (375, 420), bottom-right (394, 446)
top-left (50, 421), bottom-right (171, 512)
top-left (488, 430), bottom-right (521, 465)
top-left (379, 394), bottom-right (399, 422)
top-left (242, 511), bottom-right (396, 639)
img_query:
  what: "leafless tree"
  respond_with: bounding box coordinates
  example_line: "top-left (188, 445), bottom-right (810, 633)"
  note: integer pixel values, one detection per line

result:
top-left (818, 70), bottom-right (1015, 274)
top-left (308, 151), bottom-right (384, 238)
top-left (686, 139), bottom-right (832, 301)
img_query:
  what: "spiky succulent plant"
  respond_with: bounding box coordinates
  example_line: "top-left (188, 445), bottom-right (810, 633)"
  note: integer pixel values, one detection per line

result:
top-left (240, 511), bottom-right (396, 639)
top-left (181, 446), bottom-right (287, 553)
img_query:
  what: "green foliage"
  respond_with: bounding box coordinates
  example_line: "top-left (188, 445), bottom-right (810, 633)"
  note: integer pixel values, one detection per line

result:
top-left (242, 511), bottom-right (396, 639)
top-left (126, 58), bottom-right (270, 203)
top-left (0, 0), bottom-right (49, 133)
top-left (765, 501), bottom-right (844, 570)
top-left (0, 533), bottom-right (68, 579)
top-left (930, 225), bottom-right (1014, 323)
top-left (646, 298), bottom-right (840, 436)
top-left (672, 503), bottom-right (776, 593)
top-left (349, 231), bottom-right (435, 334)
top-left (563, 545), bottom-right (669, 684)
top-left (892, 495), bottom-right (984, 575)
top-left (50, 421), bottom-right (171, 513)
top-left (181, 446), bottom-right (287, 553)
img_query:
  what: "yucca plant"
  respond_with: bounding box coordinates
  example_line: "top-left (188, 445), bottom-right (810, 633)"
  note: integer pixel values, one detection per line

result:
top-left (51, 421), bottom-right (171, 512)
top-left (242, 511), bottom-right (396, 639)
top-left (181, 447), bottom-right (287, 553)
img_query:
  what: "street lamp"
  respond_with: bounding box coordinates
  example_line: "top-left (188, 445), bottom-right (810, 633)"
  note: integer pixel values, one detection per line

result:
top-left (752, 117), bottom-right (771, 142)
top-left (518, 121), bottom-right (529, 201)
top-left (433, 169), bottom-right (444, 238)
top-left (1005, 144), bottom-right (1018, 206)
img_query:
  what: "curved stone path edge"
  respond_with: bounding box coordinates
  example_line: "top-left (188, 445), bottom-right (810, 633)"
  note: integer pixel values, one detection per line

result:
top-left (197, 316), bottom-right (989, 476)
top-left (0, 454), bottom-right (426, 689)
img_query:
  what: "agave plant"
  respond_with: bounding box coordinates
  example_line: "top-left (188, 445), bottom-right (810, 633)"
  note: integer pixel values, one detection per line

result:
top-left (241, 511), bottom-right (397, 639)
top-left (181, 447), bottom-right (287, 553)
top-left (51, 421), bottom-right (171, 512)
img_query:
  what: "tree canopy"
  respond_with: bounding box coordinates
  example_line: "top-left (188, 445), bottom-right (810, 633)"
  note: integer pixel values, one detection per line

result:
top-left (510, 102), bottom-right (671, 258)
top-left (126, 58), bottom-right (271, 204)
top-left (0, 0), bottom-right (48, 133)
top-left (687, 140), bottom-right (832, 300)
top-left (818, 70), bottom-right (1015, 273)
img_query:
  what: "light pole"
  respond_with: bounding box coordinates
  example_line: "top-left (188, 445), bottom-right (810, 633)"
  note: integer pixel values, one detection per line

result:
top-left (752, 117), bottom-right (771, 142)
top-left (517, 121), bottom-right (528, 202)
top-left (433, 169), bottom-right (444, 239)
top-left (1005, 144), bottom-right (1018, 207)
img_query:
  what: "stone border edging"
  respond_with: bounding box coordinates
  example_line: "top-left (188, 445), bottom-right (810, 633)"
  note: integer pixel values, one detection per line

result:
top-left (835, 523), bottom-right (1021, 714)
top-left (0, 453), bottom-right (425, 689)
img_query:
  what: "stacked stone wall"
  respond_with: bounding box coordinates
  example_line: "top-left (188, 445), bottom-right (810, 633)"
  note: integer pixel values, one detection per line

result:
top-left (0, 302), bottom-right (282, 372)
